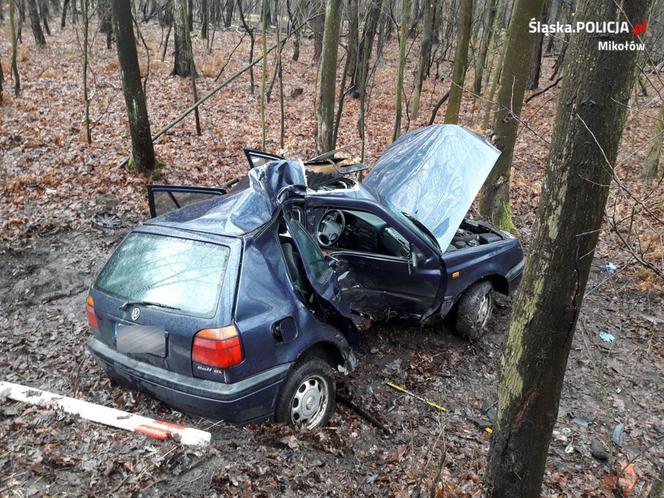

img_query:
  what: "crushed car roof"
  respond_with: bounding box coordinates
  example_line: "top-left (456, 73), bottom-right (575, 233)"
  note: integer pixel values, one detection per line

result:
top-left (363, 125), bottom-right (501, 251)
top-left (146, 159), bottom-right (306, 237)
top-left (145, 125), bottom-right (500, 246)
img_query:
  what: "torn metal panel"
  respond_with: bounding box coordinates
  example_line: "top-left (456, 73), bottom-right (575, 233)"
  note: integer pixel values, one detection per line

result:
top-left (148, 159), bottom-right (307, 237)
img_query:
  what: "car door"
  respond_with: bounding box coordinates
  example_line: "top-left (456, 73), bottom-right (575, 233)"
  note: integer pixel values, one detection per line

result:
top-left (243, 148), bottom-right (284, 169)
top-left (303, 200), bottom-right (444, 320)
top-left (147, 185), bottom-right (227, 218)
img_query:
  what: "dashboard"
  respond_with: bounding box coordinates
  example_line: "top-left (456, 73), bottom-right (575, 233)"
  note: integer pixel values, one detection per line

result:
top-left (332, 210), bottom-right (410, 258)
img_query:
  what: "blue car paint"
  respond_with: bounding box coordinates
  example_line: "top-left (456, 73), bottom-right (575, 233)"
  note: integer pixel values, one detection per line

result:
top-left (88, 208), bottom-right (354, 423)
top-left (87, 129), bottom-right (525, 425)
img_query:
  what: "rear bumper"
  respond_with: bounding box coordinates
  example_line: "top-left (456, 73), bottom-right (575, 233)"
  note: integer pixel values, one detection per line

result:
top-left (87, 338), bottom-right (291, 424)
top-left (506, 258), bottom-right (525, 293)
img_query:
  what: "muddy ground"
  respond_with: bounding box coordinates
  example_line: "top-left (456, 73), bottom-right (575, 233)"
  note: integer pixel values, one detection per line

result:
top-left (1, 223), bottom-right (662, 497)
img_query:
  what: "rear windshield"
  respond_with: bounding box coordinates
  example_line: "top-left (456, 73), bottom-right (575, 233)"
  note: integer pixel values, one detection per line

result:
top-left (95, 232), bottom-right (230, 316)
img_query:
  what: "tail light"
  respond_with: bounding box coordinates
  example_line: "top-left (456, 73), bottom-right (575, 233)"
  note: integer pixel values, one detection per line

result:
top-left (86, 295), bottom-right (100, 332)
top-left (192, 325), bottom-right (243, 369)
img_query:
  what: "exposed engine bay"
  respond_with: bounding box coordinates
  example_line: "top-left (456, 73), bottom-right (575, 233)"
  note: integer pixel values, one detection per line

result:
top-left (447, 219), bottom-right (506, 251)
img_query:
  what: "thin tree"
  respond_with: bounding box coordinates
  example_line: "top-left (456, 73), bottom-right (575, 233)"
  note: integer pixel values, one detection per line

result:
top-left (201, 0), bottom-right (208, 39)
top-left (316, 0), bottom-right (343, 153)
top-left (112, 0), bottom-right (156, 175)
top-left (478, 0), bottom-right (545, 230)
top-left (643, 101), bottom-right (664, 179)
top-left (392, 0), bottom-right (410, 141)
top-left (38, 0), bottom-right (50, 35)
top-left (173, 0), bottom-right (195, 77)
top-left (260, 0), bottom-right (269, 149)
top-left (0, 53), bottom-right (4, 104)
top-left (237, 0), bottom-right (256, 94)
top-left (346, 0), bottom-right (359, 80)
top-left (526, 0), bottom-right (549, 90)
top-left (352, 0), bottom-right (381, 99)
top-left (485, 0), bottom-right (652, 495)
top-left (27, 0), bottom-right (46, 45)
top-left (224, 0), bottom-right (234, 27)
top-left (356, 0), bottom-right (382, 159)
top-left (443, 0), bottom-right (472, 124)
top-left (82, 0), bottom-right (91, 143)
top-left (99, 0), bottom-right (113, 48)
top-left (472, 0), bottom-right (498, 96)
top-left (410, 0), bottom-right (433, 120)
top-left (311, 1), bottom-right (325, 62)
top-left (9, 0), bottom-right (20, 96)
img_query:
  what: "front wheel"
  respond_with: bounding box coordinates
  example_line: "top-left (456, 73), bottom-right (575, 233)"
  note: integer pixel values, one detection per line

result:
top-left (274, 358), bottom-right (336, 429)
top-left (455, 281), bottom-right (494, 340)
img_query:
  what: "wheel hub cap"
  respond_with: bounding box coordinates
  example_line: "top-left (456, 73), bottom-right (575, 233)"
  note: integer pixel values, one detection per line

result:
top-left (291, 375), bottom-right (328, 429)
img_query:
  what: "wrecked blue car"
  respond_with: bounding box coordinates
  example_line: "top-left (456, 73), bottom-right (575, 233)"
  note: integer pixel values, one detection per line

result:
top-left (86, 125), bottom-right (524, 428)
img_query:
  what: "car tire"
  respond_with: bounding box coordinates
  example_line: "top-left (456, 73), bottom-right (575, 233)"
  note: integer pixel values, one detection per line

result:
top-left (274, 357), bottom-right (336, 429)
top-left (455, 281), bottom-right (494, 340)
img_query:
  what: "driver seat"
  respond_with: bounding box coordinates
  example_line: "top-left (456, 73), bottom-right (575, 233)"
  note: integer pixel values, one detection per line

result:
top-left (281, 241), bottom-right (310, 300)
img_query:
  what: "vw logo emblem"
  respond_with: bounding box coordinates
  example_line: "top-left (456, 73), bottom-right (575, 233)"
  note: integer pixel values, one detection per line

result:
top-left (130, 307), bottom-right (140, 321)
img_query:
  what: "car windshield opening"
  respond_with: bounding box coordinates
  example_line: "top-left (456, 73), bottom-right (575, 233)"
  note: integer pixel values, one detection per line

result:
top-left (94, 232), bottom-right (230, 316)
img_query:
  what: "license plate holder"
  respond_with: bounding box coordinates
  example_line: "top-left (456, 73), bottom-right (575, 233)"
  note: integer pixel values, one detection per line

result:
top-left (116, 324), bottom-right (167, 357)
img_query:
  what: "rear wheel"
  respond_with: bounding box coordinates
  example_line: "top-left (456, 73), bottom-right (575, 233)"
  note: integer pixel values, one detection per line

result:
top-left (275, 358), bottom-right (336, 429)
top-left (455, 281), bottom-right (494, 340)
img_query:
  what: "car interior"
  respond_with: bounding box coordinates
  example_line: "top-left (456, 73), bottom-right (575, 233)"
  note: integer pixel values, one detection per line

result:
top-left (314, 209), bottom-right (411, 259)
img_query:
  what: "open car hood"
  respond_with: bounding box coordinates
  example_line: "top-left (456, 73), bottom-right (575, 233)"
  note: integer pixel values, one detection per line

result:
top-left (362, 125), bottom-right (501, 251)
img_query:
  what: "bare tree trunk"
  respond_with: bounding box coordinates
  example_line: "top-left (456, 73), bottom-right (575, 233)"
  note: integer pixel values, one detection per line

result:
top-left (201, 0), bottom-right (208, 38)
top-left (82, 0), bottom-right (91, 143)
top-left (486, 0), bottom-right (651, 494)
top-left (408, 0), bottom-right (419, 36)
top-left (526, 0), bottom-right (549, 91)
top-left (352, 0), bottom-right (380, 98)
top-left (478, 0), bottom-right (545, 230)
top-left (643, 102), bottom-right (664, 179)
top-left (287, 0), bottom-right (300, 61)
top-left (99, 0), bottom-right (112, 48)
top-left (0, 52), bottom-right (4, 104)
top-left (18, 0), bottom-right (25, 42)
top-left (311, 2), bottom-right (325, 62)
top-left (277, 5), bottom-right (285, 149)
top-left (38, 0), bottom-right (50, 35)
top-left (356, 0), bottom-right (381, 160)
top-left (237, 0), bottom-right (255, 94)
top-left (172, 0), bottom-right (196, 76)
top-left (346, 0), bottom-right (358, 80)
top-left (224, 0), bottom-right (233, 26)
top-left (472, 0), bottom-right (498, 96)
top-left (60, 0), bottom-right (68, 28)
top-left (410, 0), bottom-right (433, 119)
top-left (9, 0), bottom-right (20, 96)
top-left (444, 0), bottom-right (472, 123)
top-left (316, 0), bottom-right (343, 153)
top-left (260, 0), bottom-right (268, 149)
top-left (27, 0), bottom-right (46, 45)
top-left (392, 0), bottom-right (410, 141)
top-left (112, 0), bottom-right (156, 175)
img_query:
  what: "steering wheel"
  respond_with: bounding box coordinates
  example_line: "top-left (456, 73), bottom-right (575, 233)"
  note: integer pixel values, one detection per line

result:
top-left (316, 210), bottom-right (346, 247)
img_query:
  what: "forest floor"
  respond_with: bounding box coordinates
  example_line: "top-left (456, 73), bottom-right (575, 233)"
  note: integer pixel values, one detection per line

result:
top-left (1, 22), bottom-right (663, 497)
